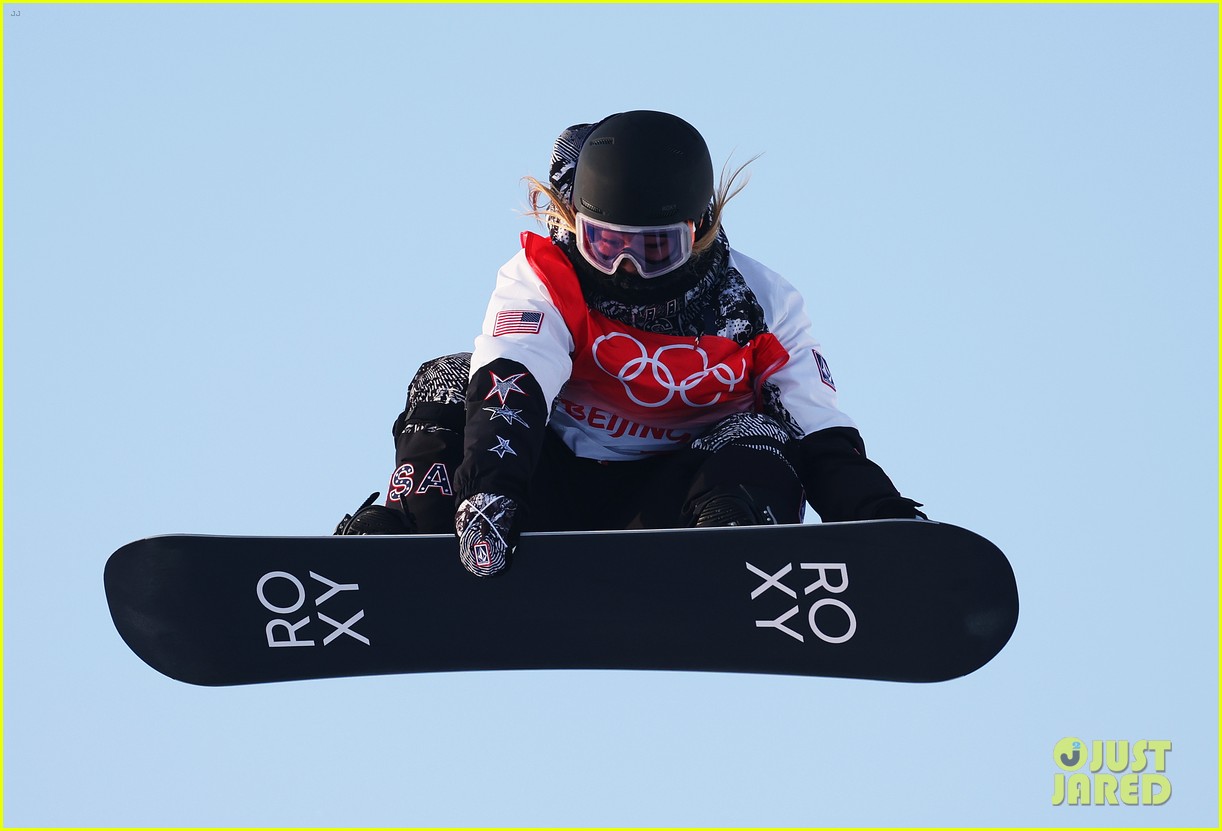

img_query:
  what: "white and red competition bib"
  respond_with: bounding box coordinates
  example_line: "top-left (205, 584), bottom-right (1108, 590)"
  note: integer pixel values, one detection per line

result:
top-left (471, 233), bottom-right (853, 461)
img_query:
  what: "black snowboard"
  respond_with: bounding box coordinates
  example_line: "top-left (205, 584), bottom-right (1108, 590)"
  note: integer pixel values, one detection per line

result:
top-left (103, 520), bottom-right (1018, 686)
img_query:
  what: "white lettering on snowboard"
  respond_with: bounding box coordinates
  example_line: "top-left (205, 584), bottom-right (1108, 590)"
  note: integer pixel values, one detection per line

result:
top-left (746, 561), bottom-right (856, 644)
top-left (257, 570), bottom-right (369, 647)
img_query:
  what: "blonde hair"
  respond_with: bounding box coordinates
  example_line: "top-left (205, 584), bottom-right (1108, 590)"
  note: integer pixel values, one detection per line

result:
top-left (525, 155), bottom-right (758, 256)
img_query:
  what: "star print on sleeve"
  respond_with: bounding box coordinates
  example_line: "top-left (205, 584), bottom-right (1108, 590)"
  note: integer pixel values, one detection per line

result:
top-left (488, 436), bottom-right (517, 458)
top-left (454, 358), bottom-right (548, 508)
top-left (483, 405), bottom-right (528, 426)
top-left (483, 371), bottom-right (528, 407)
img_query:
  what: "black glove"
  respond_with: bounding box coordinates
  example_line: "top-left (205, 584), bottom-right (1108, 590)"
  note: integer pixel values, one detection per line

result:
top-left (798, 427), bottom-right (925, 521)
top-left (862, 496), bottom-right (928, 520)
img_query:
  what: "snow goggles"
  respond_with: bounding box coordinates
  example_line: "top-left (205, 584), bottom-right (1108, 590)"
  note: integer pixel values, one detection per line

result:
top-left (574, 214), bottom-right (696, 278)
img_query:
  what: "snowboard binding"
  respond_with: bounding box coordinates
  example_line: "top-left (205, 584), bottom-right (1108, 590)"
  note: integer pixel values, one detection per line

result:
top-left (691, 485), bottom-right (780, 527)
top-left (334, 492), bottom-right (416, 536)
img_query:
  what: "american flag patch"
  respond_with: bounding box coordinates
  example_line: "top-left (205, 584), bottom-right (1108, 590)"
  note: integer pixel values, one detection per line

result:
top-left (493, 310), bottom-right (544, 337)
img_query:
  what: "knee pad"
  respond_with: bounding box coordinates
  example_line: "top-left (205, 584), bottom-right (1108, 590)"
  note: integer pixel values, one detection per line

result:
top-left (685, 414), bottom-right (806, 526)
top-left (391, 353), bottom-right (472, 437)
top-left (690, 412), bottom-right (795, 457)
top-left (388, 353), bottom-right (471, 533)
top-left (690, 412), bottom-right (802, 490)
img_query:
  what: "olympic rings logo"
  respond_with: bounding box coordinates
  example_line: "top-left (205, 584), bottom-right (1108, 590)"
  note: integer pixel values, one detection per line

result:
top-left (591, 332), bottom-right (748, 409)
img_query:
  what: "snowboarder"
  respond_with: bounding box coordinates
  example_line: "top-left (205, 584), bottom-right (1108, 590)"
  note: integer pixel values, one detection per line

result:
top-left (336, 110), bottom-right (924, 577)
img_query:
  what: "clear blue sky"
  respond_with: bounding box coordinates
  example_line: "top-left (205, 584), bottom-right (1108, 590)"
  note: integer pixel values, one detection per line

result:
top-left (3, 3), bottom-right (1217, 826)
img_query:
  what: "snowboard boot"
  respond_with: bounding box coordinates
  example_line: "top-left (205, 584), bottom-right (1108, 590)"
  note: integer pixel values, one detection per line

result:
top-left (334, 492), bottom-right (416, 535)
top-left (690, 485), bottom-right (779, 528)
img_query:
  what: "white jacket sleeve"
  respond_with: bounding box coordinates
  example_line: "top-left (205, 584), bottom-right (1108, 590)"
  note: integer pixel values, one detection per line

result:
top-left (469, 249), bottom-right (575, 410)
top-left (732, 249), bottom-right (857, 438)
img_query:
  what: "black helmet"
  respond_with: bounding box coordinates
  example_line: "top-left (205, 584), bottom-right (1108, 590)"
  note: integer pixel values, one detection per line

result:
top-left (572, 111), bottom-right (714, 227)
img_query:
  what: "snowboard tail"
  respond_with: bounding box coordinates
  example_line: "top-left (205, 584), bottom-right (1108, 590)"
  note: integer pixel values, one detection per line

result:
top-left (104, 520), bottom-right (1018, 686)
